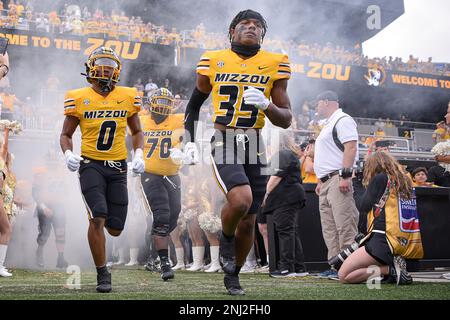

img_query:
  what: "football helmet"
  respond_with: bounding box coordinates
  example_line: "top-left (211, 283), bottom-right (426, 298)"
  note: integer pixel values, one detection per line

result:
top-left (148, 88), bottom-right (174, 116)
top-left (85, 46), bottom-right (121, 91)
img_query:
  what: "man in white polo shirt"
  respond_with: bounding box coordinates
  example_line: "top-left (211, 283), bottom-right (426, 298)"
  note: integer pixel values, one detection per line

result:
top-left (313, 91), bottom-right (359, 280)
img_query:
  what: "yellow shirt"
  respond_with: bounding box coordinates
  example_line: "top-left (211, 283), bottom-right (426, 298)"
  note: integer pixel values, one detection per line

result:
top-left (375, 130), bottom-right (385, 137)
top-left (413, 182), bottom-right (437, 187)
top-left (16, 4), bottom-right (24, 16)
top-left (1, 93), bottom-right (15, 112)
top-left (301, 160), bottom-right (318, 184)
top-left (140, 113), bottom-right (184, 175)
top-left (433, 128), bottom-right (450, 141)
top-left (196, 49), bottom-right (291, 128)
top-left (64, 86), bottom-right (141, 160)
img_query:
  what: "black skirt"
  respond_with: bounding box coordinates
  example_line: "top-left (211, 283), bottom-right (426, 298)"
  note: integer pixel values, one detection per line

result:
top-left (364, 232), bottom-right (393, 266)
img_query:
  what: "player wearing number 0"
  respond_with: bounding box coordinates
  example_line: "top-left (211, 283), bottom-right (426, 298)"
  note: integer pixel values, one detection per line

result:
top-left (139, 88), bottom-right (185, 281)
top-left (60, 47), bottom-right (144, 293)
top-left (184, 10), bottom-right (292, 295)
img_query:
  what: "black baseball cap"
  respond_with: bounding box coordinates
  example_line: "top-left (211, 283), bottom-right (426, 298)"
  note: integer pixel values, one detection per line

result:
top-left (316, 90), bottom-right (339, 102)
top-left (311, 91), bottom-right (339, 106)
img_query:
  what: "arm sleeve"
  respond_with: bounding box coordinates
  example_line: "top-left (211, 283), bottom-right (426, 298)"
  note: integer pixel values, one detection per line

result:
top-left (273, 54), bottom-right (291, 81)
top-left (184, 87), bottom-right (209, 142)
top-left (63, 91), bottom-right (79, 118)
top-left (196, 53), bottom-right (211, 77)
top-left (172, 114), bottom-right (185, 147)
top-left (358, 173), bottom-right (388, 213)
top-left (129, 87), bottom-right (142, 116)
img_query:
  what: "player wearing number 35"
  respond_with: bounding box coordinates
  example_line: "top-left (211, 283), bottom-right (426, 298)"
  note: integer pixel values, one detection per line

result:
top-left (59, 47), bottom-right (144, 293)
top-left (183, 9), bottom-right (292, 295)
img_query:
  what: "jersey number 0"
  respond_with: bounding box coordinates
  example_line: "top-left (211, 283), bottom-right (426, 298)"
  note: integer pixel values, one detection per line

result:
top-left (97, 121), bottom-right (117, 151)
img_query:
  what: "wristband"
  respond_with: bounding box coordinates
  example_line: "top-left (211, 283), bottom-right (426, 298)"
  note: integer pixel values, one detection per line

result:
top-left (339, 168), bottom-right (353, 179)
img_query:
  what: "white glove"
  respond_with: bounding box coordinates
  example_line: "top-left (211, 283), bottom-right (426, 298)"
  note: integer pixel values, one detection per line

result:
top-left (64, 150), bottom-right (83, 172)
top-left (131, 148), bottom-right (145, 175)
top-left (242, 87), bottom-right (270, 111)
top-left (183, 142), bottom-right (199, 165)
top-left (169, 148), bottom-right (185, 163)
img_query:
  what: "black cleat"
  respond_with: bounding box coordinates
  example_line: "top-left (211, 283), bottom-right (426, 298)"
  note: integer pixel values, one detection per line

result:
top-left (219, 233), bottom-right (236, 275)
top-left (56, 254), bottom-right (68, 269)
top-left (96, 270), bottom-right (112, 293)
top-left (144, 258), bottom-right (160, 273)
top-left (224, 274), bottom-right (245, 296)
top-left (160, 260), bottom-right (174, 281)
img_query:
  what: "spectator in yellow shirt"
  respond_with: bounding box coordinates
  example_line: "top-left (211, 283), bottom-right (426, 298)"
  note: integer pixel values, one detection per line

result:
top-left (375, 127), bottom-right (386, 138)
top-left (432, 121), bottom-right (450, 143)
top-left (300, 140), bottom-right (318, 184)
top-left (411, 167), bottom-right (436, 187)
top-left (16, 2), bottom-right (24, 16)
top-left (1, 87), bottom-right (22, 113)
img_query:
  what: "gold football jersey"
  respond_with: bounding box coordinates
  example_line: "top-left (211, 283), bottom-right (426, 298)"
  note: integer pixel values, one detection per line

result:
top-left (64, 86), bottom-right (141, 161)
top-left (196, 49), bottom-right (291, 128)
top-left (140, 113), bottom-right (184, 176)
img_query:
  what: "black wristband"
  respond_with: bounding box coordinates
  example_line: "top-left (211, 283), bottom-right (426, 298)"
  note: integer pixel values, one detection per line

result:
top-left (184, 87), bottom-right (209, 142)
top-left (339, 168), bottom-right (353, 178)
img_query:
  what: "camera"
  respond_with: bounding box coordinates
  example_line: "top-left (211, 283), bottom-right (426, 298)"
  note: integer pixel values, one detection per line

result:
top-left (354, 160), bottom-right (364, 182)
top-left (328, 233), bottom-right (366, 270)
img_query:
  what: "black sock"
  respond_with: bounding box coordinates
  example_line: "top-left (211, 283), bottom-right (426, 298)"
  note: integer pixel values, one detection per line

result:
top-left (96, 265), bottom-right (108, 274)
top-left (158, 249), bottom-right (169, 261)
top-left (234, 265), bottom-right (242, 276)
top-left (222, 231), bottom-right (234, 241)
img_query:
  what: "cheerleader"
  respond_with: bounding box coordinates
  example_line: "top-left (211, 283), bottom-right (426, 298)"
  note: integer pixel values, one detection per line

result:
top-left (0, 122), bottom-right (22, 277)
top-left (197, 177), bottom-right (222, 273)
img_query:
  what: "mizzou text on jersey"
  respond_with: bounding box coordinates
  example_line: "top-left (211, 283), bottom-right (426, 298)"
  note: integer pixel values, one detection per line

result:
top-left (196, 49), bottom-right (290, 129)
top-left (64, 86), bottom-right (141, 161)
top-left (140, 113), bottom-right (184, 175)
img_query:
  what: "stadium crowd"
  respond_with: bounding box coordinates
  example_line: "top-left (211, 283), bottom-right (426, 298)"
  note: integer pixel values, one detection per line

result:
top-left (0, 0), bottom-right (449, 76)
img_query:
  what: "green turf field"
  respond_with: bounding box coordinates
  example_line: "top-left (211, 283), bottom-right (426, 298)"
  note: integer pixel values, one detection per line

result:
top-left (0, 268), bottom-right (449, 300)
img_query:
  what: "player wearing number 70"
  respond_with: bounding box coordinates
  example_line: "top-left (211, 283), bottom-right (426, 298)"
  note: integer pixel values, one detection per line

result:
top-left (183, 9), bottom-right (292, 295)
top-left (137, 88), bottom-right (185, 282)
top-left (59, 47), bottom-right (144, 293)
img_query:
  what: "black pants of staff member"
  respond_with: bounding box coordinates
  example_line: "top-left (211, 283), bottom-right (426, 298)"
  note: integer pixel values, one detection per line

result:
top-left (273, 204), bottom-right (306, 273)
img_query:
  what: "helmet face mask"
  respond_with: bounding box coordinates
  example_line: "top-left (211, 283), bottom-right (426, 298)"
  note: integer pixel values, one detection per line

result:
top-left (149, 88), bottom-right (174, 116)
top-left (85, 47), bottom-right (121, 92)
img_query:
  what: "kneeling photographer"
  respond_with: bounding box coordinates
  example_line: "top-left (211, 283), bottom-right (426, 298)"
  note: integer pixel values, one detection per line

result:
top-left (262, 132), bottom-right (307, 277)
top-left (336, 152), bottom-right (423, 285)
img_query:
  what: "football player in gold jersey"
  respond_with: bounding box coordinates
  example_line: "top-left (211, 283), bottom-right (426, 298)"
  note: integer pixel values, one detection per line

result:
top-left (60, 47), bottom-right (144, 293)
top-left (139, 88), bottom-right (184, 281)
top-left (184, 9), bottom-right (292, 295)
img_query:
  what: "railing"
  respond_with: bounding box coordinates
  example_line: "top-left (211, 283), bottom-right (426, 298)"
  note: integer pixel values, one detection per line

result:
top-left (353, 117), bottom-right (437, 131)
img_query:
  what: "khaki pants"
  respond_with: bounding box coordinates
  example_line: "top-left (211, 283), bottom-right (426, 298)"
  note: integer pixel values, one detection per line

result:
top-left (319, 175), bottom-right (359, 260)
